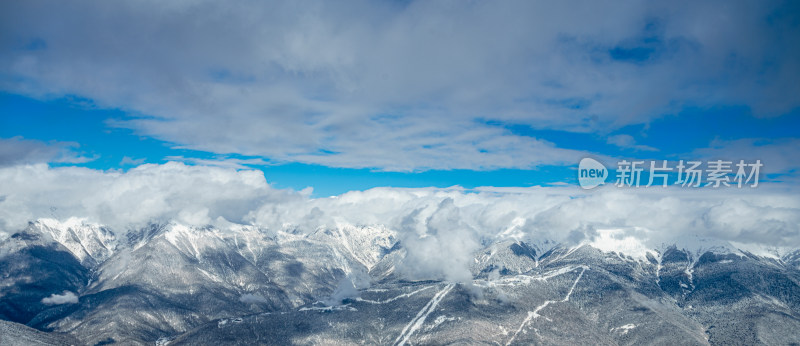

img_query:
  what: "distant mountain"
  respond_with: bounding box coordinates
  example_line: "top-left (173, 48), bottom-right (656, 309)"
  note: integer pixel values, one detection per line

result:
top-left (1, 218), bottom-right (799, 345)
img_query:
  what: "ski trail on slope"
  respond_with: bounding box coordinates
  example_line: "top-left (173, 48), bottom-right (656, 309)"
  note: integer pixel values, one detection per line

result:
top-left (394, 283), bottom-right (455, 346)
top-left (505, 266), bottom-right (587, 346)
top-left (487, 265), bottom-right (583, 287)
top-left (356, 285), bottom-right (434, 304)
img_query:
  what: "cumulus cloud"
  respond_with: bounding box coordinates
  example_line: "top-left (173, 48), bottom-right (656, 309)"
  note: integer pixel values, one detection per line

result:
top-left (0, 162), bottom-right (301, 232)
top-left (1, 1), bottom-right (797, 171)
top-left (1, 163), bottom-right (798, 250)
top-left (394, 198), bottom-right (482, 282)
top-left (41, 291), bottom-right (78, 305)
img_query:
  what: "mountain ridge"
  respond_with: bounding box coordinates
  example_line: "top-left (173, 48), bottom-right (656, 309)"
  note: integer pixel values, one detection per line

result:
top-left (1, 218), bottom-right (799, 344)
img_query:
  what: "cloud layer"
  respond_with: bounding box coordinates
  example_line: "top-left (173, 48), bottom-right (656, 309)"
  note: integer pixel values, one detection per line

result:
top-left (1, 163), bottom-right (798, 282)
top-left (0, 162), bottom-right (301, 232)
top-left (2, 1), bottom-right (798, 171)
top-left (1, 163), bottom-right (797, 253)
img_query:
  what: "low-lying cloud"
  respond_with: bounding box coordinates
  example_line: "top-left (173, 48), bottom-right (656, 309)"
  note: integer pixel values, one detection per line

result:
top-left (0, 162), bottom-right (302, 232)
top-left (41, 291), bottom-right (78, 305)
top-left (1, 163), bottom-right (799, 282)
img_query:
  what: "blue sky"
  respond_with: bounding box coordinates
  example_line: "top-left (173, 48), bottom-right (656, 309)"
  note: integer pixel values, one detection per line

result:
top-left (1, 1), bottom-right (799, 196)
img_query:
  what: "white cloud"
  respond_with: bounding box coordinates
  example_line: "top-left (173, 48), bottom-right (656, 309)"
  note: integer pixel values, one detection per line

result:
top-left (1, 1), bottom-right (797, 171)
top-left (41, 291), bottom-right (78, 305)
top-left (693, 138), bottom-right (800, 174)
top-left (0, 162), bottom-right (301, 232)
top-left (164, 156), bottom-right (273, 170)
top-left (119, 156), bottom-right (146, 166)
top-left (0, 136), bottom-right (94, 167)
top-left (324, 268), bottom-right (371, 305)
top-left (250, 182), bottom-right (800, 281)
top-left (394, 197), bottom-right (482, 282)
top-left (606, 134), bottom-right (658, 152)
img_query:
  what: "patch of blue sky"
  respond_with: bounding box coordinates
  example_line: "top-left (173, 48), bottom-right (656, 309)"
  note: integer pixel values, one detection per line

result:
top-left (258, 163), bottom-right (575, 197)
top-left (1, 92), bottom-right (180, 170)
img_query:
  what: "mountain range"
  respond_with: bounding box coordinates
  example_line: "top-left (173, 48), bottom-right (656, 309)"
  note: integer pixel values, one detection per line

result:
top-left (1, 218), bottom-right (800, 345)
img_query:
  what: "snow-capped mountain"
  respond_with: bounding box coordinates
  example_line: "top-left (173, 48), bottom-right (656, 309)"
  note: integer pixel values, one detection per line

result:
top-left (1, 219), bottom-right (800, 345)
